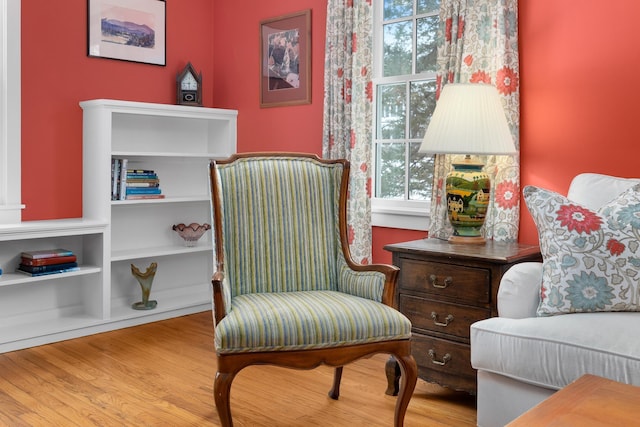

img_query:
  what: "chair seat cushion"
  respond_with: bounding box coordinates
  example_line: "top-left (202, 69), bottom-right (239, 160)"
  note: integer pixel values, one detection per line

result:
top-left (215, 290), bottom-right (412, 354)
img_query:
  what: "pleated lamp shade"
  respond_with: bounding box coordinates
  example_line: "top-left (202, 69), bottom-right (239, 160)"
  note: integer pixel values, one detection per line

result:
top-left (419, 83), bottom-right (516, 155)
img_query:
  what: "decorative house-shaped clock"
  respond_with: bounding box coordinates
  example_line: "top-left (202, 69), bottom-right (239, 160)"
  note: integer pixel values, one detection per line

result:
top-left (176, 62), bottom-right (203, 106)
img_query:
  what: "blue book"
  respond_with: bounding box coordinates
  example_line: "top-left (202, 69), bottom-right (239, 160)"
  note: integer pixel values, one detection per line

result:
top-left (18, 262), bottom-right (79, 274)
top-left (125, 187), bottom-right (162, 195)
top-left (126, 173), bottom-right (158, 179)
top-left (16, 265), bottom-right (80, 277)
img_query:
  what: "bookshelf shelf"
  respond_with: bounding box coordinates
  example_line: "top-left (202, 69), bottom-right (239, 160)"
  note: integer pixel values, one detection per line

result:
top-left (0, 265), bottom-right (102, 287)
top-left (0, 100), bottom-right (236, 354)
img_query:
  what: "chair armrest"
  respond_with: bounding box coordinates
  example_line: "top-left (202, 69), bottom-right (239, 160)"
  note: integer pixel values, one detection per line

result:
top-left (497, 262), bottom-right (543, 319)
top-left (338, 260), bottom-right (399, 306)
top-left (211, 270), bottom-right (229, 325)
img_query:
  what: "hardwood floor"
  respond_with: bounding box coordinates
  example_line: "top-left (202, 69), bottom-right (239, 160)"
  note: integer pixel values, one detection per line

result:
top-left (0, 312), bottom-right (476, 426)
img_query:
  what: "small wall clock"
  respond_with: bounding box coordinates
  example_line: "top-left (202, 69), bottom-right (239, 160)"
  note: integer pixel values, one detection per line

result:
top-left (176, 62), bottom-right (203, 106)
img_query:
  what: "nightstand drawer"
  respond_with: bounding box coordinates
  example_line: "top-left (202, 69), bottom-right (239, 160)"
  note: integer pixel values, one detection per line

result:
top-left (399, 294), bottom-right (489, 339)
top-left (398, 259), bottom-right (490, 303)
top-left (412, 334), bottom-right (475, 379)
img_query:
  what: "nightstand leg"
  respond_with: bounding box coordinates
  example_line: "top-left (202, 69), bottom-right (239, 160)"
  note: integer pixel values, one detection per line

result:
top-left (385, 356), bottom-right (400, 396)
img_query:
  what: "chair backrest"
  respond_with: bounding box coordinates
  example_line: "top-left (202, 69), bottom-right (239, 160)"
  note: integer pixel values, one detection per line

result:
top-left (210, 153), bottom-right (350, 298)
top-left (567, 173), bottom-right (640, 210)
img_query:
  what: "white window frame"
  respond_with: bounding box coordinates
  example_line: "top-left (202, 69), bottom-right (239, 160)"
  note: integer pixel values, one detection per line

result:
top-left (370, 1), bottom-right (437, 232)
top-left (0, 0), bottom-right (22, 224)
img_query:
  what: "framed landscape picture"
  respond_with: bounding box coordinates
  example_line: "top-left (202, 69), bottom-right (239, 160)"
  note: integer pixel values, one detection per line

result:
top-left (87, 0), bottom-right (166, 66)
top-left (260, 10), bottom-right (311, 108)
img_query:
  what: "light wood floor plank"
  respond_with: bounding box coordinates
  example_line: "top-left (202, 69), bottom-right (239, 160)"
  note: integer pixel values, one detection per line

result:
top-left (0, 312), bottom-right (476, 426)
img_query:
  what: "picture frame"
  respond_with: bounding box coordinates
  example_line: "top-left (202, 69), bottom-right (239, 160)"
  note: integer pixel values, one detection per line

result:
top-left (260, 10), bottom-right (311, 108)
top-left (87, 0), bottom-right (166, 66)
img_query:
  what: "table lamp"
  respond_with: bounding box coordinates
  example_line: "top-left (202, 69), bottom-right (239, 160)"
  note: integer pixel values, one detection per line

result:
top-left (419, 83), bottom-right (517, 244)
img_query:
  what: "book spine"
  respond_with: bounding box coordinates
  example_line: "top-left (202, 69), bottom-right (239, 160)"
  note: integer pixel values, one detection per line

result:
top-left (125, 182), bottom-right (160, 187)
top-left (125, 194), bottom-right (166, 200)
top-left (20, 255), bottom-right (77, 266)
top-left (111, 158), bottom-right (120, 201)
top-left (21, 249), bottom-right (74, 259)
top-left (16, 266), bottom-right (80, 277)
top-left (125, 187), bottom-right (162, 195)
top-left (126, 173), bottom-right (158, 179)
top-left (127, 169), bottom-right (155, 174)
top-left (118, 158), bottom-right (128, 201)
top-left (19, 262), bottom-right (79, 274)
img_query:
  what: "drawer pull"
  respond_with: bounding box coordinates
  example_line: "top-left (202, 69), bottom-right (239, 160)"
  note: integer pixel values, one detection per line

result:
top-left (428, 349), bottom-right (452, 366)
top-left (430, 311), bottom-right (454, 327)
top-left (429, 274), bottom-right (453, 289)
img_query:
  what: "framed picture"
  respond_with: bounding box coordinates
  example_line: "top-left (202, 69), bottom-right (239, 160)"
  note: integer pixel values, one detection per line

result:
top-left (260, 10), bottom-right (311, 108)
top-left (87, 0), bottom-right (166, 66)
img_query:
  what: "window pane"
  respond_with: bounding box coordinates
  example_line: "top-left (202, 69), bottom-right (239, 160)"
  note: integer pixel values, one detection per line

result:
top-left (416, 16), bottom-right (438, 74)
top-left (417, 0), bottom-right (440, 15)
top-left (409, 80), bottom-right (437, 139)
top-left (409, 143), bottom-right (434, 200)
top-left (383, 0), bottom-right (413, 20)
top-left (377, 83), bottom-right (406, 139)
top-left (376, 143), bottom-right (406, 199)
top-left (383, 21), bottom-right (413, 77)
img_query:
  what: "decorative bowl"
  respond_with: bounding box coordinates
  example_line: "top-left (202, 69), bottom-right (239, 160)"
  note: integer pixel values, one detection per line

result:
top-left (172, 223), bottom-right (211, 247)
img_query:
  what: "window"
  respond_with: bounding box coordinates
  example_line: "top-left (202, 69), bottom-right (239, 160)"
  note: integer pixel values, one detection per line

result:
top-left (372, 0), bottom-right (440, 230)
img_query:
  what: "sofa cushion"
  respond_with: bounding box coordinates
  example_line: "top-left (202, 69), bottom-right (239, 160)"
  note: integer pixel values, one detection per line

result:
top-left (567, 173), bottom-right (640, 210)
top-left (524, 184), bottom-right (640, 316)
top-left (470, 313), bottom-right (640, 390)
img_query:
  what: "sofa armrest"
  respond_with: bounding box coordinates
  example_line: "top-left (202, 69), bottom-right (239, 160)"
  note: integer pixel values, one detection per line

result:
top-left (497, 262), bottom-right (543, 318)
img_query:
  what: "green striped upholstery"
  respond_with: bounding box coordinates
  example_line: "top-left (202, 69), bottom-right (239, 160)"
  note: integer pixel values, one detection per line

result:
top-left (337, 257), bottom-right (385, 302)
top-left (216, 156), bottom-right (343, 297)
top-left (212, 155), bottom-right (409, 353)
top-left (215, 290), bottom-right (412, 353)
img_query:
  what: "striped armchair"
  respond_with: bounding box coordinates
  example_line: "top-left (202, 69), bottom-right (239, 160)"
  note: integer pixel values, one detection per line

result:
top-left (209, 153), bottom-right (417, 426)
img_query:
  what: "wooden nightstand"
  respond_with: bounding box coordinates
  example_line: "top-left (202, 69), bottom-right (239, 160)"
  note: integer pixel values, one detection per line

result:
top-left (384, 238), bottom-right (541, 395)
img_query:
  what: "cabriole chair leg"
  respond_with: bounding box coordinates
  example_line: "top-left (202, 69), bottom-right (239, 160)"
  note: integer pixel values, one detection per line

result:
top-left (214, 371), bottom-right (235, 427)
top-left (328, 366), bottom-right (343, 400)
top-left (394, 353), bottom-right (418, 427)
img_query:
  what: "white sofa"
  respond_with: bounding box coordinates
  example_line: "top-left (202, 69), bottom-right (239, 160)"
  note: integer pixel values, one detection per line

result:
top-left (470, 173), bottom-right (640, 427)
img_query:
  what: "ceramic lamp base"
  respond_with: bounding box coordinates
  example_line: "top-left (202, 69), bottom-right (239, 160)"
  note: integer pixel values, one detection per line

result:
top-left (448, 235), bottom-right (487, 245)
top-left (445, 158), bottom-right (490, 245)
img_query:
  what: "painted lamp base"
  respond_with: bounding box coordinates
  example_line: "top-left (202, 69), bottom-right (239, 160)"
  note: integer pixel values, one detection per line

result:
top-left (445, 159), bottom-right (490, 244)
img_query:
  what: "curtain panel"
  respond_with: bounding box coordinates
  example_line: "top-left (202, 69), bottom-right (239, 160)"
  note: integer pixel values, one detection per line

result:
top-left (429, 0), bottom-right (521, 242)
top-left (323, 0), bottom-right (374, 264)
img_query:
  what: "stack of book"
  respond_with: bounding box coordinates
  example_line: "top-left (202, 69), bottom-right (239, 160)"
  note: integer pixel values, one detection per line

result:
top-left (111, 158), bottom-right (164, 200)
top-left (17, 249), bottom-right (79, 276)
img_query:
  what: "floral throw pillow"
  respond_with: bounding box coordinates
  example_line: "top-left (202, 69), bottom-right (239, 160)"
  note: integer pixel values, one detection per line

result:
top-left (523, 184), bottom-right (640, 316)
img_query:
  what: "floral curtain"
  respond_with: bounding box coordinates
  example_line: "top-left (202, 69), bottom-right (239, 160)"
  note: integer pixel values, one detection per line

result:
top-left (429, 0), bottom-right (521, 242)
top-left (323, 0), bottom-right (374, 264)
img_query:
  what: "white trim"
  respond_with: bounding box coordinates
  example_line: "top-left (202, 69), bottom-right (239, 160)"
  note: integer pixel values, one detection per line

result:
top-left (0, 0), bottom-right (23, 224)
top-left (371, 199), bottom-right (429, 231)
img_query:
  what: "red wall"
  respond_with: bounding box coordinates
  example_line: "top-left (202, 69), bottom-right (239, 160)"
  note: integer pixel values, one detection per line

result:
top-left (518, 0), bottom-right (640, 244)
top-left (212, 0), bottom-right (326, 154)
top-left (20, 1), bottom-right (640, 261)
top-left (21, 0), bottom-right (215, 220)
top-left (211, 1), bottom-right (424, 264)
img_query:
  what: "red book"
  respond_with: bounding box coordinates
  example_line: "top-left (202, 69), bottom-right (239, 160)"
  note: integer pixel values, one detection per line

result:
top-left (20, 255), bottom-right (77, 266)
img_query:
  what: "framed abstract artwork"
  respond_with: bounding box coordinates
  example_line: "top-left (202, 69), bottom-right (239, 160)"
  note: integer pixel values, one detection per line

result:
top-left (260, 10), bottom-right (311, 108)
top-left (87, 0), bottom-right (166, 66)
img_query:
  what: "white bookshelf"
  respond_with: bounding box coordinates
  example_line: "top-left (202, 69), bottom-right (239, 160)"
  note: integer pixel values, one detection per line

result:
top-left (0, 100), bottom-right (237, 353)
top-left (0, 219), bottom-right (107, 352)
top-left (82, 99), bottom-right (237, 327)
